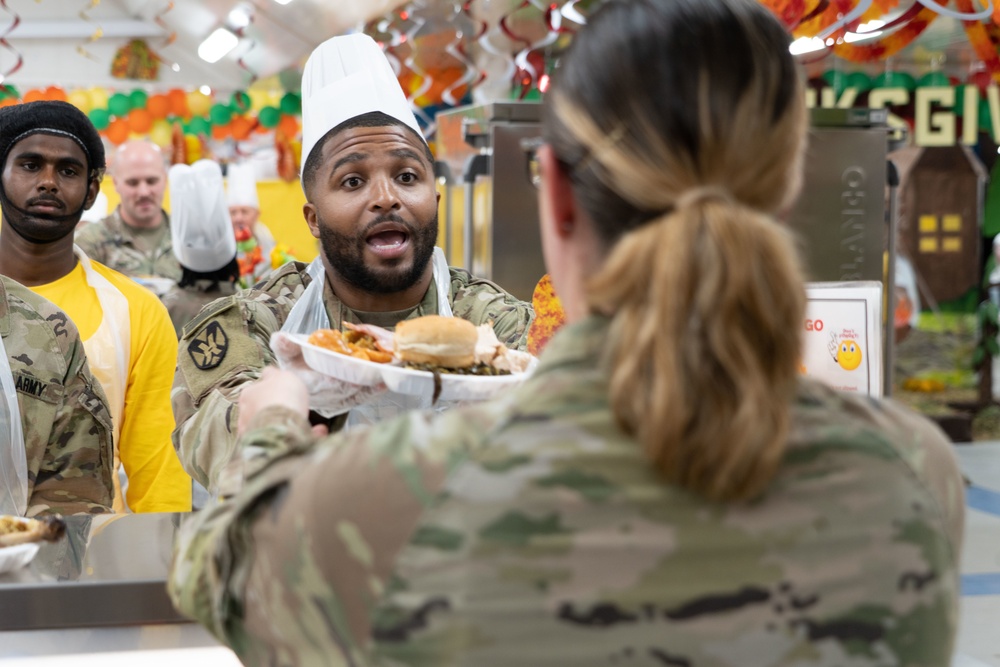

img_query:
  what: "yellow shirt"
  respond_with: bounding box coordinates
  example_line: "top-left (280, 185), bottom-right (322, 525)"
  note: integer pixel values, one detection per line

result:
top-left (32, 261), bottom-right (191, 512)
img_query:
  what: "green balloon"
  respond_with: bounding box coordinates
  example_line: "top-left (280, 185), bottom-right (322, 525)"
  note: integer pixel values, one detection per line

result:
top-left (230, 91), bottom-right (251, 113)
top-left (258, 106), bottom-right (281, 128)
top-left (129, 89), bottom-right (148, 109)
top-left (210, 103), bottom-right (232, 126)
top-left (187, 116), bottom-right (211, 135)
top-left (108, 92), bottom-right (130, 117)
top-left (0, 84), bottom-right (19, 100)
top-left (873, 71), bottom-right (916, 90)
top-left (845, 72), bottom-right (872, 92)
top-left (89, 108), bottom-right (110, 130)
top-left (822, 69), bottom-right (848, 95)
top-left (279, 92), bottom-right (301, 115)
top-left (919, 71), bottom-right (950, 88)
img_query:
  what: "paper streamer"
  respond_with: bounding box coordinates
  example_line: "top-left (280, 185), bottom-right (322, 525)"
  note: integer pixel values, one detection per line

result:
top-left (0, 0), bottom-right (22, 97)
top-left (76, 0), bottom-right (103, 62)
top-left (559, 0), bottom-right (588, 26)
top-left (150, 1), bottom-right (178, 72)
top-left (232, 8), bottom-right (258, 87)
top-left (957, 0), bottom-right (1000, 80)
top-left (382, 4), bottom-right (438, 136)
top-left (500, 1), bottom-right (558, 99)
top-left (832, 3), bottom-right (936, 61)
top-left (442, 2), bottom-right (483, 106)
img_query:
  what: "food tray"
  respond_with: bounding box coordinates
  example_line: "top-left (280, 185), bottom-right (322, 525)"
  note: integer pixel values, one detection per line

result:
top-left (0, 517), bottom-right (40, 574)
top-left (288, 333), bottom-right (537, 402)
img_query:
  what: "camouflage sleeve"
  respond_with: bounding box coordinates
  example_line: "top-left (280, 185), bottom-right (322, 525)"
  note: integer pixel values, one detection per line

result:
top-left (29, 317), bottom-right (115, 516)
top-left (449, 270), bottom-right (534, 351)
top-left (72, 221), bottom-right (108, 265)
top-left (172, 294), bottom-right (283, 495)
top-left (169, 405), bottom-right (489, 664)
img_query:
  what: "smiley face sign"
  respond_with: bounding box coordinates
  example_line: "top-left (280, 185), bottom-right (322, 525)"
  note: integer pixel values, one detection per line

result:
top-left (837, 339), bottom-right (863, 371)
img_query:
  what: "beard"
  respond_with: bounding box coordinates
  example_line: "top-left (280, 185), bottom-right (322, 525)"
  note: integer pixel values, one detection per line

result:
top-left (318, 211), bottom-right (438, 295)
top-left (0, 188), bottom-right (82, 244)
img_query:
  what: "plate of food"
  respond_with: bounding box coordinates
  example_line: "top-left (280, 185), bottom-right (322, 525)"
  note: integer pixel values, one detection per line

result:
top-left (288, 315), bottom-right (537, 403)
top-left (0, 515), bottom-right (66, 575)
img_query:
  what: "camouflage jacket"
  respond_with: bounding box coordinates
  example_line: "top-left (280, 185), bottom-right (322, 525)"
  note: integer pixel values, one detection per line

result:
top-left (172, 261), bottom-right (533, 493)
top-left (170, 316), bottom-right (964, 667)
top-left (74, 208), bottom-right (182, 282)
top-left (161, 280), bottom-right (238, 339)
top-left (0, 277), bottom-right (115, 516)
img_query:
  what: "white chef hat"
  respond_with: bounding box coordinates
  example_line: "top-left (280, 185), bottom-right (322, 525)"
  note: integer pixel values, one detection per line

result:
top-left (169, 160), bottom-right (237, 273)
top-left (226, 161), bottom-right (259, 210)
top-left (300, 33), bottom-right (423, 177)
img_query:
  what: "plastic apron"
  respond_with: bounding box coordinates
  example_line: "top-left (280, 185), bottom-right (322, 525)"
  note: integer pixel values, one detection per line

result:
top-left (74, 247), bottom-right (132, 513)
top-left (281, 247), bottom-right (453, 428)
top-left (0, 330), bottom-right (27, 516)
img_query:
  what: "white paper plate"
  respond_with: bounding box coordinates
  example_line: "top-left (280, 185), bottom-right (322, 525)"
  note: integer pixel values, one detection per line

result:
top-left (288, 333), bottom-right (537, 402)
top-left (0, 517), bottom-right (41, 574)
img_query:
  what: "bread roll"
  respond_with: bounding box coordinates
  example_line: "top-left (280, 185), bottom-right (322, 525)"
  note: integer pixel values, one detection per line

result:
top-left (394, 315), bottom-right (478, 368)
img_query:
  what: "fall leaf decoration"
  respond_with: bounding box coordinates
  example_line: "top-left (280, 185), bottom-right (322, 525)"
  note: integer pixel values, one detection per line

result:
top-left (111, 39), bottom-right (160, 81)
top-left (526, 274), bottom-right (566, 356)
top-left (275, 131), bottom-right (298, 183)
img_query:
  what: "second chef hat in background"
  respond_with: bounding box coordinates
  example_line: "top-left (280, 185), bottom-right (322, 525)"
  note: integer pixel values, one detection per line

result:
top-left (169, 160), bottom-right (237, 272)
top-left (299, 33), bottom-right (424, 176)
top-left (225, 161), bottom-right (260, 210)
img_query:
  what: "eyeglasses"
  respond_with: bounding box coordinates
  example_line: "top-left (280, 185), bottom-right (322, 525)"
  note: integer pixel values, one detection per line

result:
top-left (520, 136), bottom-right (546, 189)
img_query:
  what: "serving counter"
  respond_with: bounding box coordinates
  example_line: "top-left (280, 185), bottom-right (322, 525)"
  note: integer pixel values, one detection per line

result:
top-left (0, 513), bottom-right (238, 664)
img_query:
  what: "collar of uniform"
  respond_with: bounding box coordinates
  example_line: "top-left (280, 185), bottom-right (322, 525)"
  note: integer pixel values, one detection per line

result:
top-left (0, 277), bottom-right (10, 337)
top-left (319, 269), bottom-right (441, 330)
top-left (108, 207), bottom-right (170, 245)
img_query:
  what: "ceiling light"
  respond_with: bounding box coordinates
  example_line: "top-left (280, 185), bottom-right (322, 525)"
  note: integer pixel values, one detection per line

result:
top-left (789, 37), bottom-right (825, 55)
top-left (198, 27), bottom-right (238, 64)
top-left (273, 0), bottom-right (294, 5)
top-left (228, 7), bottom-right (252, 31)
top-left (199, 85), bottom-right (212, 96)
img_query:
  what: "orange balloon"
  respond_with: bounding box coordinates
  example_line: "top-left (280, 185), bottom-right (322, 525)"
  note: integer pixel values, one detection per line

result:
top-left (128, 108), bottom-right (153, 133)
top-left (277, 114), bottom-right (299, 139)
top-left (44, 86), bottom-right (67, 102)
top-left (23, 89), bottom-right (45, 103)
top-left (211, 122), bottom-right (231, 140)
top-left (167, 88), bottom-right (188, 117)
top-left (230, 116), bottom-right (253, 140)
top-left (0, 98), bottom-right (17, 108)
top-left (107, 118), bottom-right (130, 145)
top-left (147, 94), bottom-right (170, 119)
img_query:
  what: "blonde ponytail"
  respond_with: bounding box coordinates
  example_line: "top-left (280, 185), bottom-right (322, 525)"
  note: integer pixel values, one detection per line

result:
top-left (588, 192), bottom-right (806, 503)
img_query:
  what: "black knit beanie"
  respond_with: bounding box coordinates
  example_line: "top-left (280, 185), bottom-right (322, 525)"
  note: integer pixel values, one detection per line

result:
top-left (0, 100), bottom-right (106, 179)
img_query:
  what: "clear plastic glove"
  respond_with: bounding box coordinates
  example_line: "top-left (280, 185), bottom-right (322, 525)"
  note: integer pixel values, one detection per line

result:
top-left (270, 331), bottom-right (388, 418)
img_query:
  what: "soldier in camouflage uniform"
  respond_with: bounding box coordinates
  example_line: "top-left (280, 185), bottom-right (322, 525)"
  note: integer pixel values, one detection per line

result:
top-left (170, 2), bottom-right (965, 664)
top-left (75, 140), bottom-right (182, 286)
top-left (2, 276), bottom-right (114, 515)
top-left (172, 35), bottom-right (532, 496)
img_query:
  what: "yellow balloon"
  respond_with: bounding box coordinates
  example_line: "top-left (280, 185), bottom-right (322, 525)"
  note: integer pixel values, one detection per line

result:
top-left (187, 91), bottom-right (212, 118)
top-left (247, 89), bottom-right (270, 112)
top-left (265, 90), bottom-right (282, 107)
top-left (67, 89), bottom-right (92, 113)
top-left (88, 87), bottom-right (109, 111)
top-left (184, 134), bottom-right (201, 164)
top-left (149, 119), bottom-right (172, 147)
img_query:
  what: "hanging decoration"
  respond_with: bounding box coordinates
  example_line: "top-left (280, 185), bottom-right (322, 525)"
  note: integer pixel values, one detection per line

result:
top-left (149, 1), bottom-right (178, 73)
top-left (76, 0), bottom-right (103, 62)
top-left (0, 0), bottom-right (24, 99)
top-left (111, 39), bottom-right (160, 80)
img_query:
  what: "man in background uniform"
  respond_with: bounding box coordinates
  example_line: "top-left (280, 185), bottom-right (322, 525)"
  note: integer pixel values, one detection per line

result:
top-left (75, 140), bottom-right (182, 291)
top-left (172, 34), bottom-right (533, 497)
top-left (1, 276), bottom-right (115, 516)
top-left (161, 160), bottom-right (240, 338)
top-left (226, 161), bottom-right (276, 285)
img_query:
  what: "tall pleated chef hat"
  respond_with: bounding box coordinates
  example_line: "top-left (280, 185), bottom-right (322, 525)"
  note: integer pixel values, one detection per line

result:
top-left (300, 33), bottom-right (423, 176)
top-left (225, 161), bottom-right (260, 210)
top-left (169, 160), bottom-right (237, 273)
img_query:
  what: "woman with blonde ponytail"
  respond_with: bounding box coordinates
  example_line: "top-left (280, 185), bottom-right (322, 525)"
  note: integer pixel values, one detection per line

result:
top-left (173, 0), bottom-right (966, 664)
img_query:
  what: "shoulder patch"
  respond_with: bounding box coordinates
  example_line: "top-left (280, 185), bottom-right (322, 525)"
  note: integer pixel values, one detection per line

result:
top-left (187, 321), bottom-right (229, 370)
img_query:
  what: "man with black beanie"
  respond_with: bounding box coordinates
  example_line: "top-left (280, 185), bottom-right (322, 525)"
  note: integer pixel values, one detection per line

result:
top-left (0, 100), bottom-right (191, 513)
